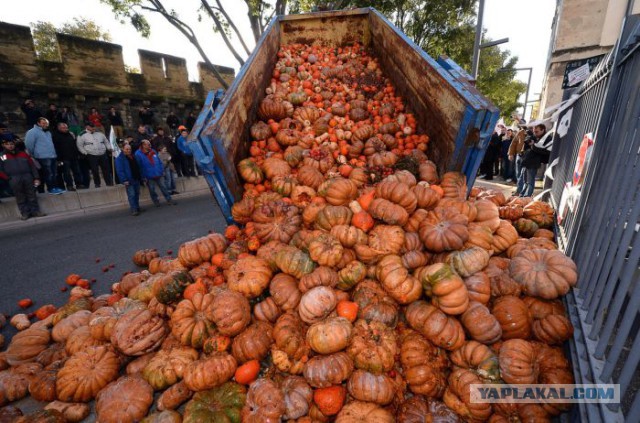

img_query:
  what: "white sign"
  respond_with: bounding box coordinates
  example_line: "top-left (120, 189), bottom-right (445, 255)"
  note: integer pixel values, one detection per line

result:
top-left (567, 63), bottom-right (591, 87)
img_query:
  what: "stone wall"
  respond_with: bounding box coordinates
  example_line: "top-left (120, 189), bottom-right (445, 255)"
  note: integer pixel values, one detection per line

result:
top-left (0, 21), bottom-right (235, 135)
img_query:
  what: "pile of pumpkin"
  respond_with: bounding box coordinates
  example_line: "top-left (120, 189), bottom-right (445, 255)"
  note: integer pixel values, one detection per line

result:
top-left (0, 43), bottom-right (579, 423)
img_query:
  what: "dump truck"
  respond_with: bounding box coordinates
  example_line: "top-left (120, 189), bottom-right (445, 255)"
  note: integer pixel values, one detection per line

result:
top-left (187, 8), bottom-right (499, 222)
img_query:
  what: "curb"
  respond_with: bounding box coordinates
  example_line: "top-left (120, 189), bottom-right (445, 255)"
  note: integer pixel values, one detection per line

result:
top-left (0, 189), bottom-right (212, 233)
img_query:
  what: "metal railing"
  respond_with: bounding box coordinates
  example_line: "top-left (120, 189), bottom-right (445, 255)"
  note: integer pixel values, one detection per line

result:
top-left (545, 15), bottom-right (640, 423)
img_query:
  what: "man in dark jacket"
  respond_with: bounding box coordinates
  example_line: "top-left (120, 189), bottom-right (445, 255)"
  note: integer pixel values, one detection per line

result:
top-left (133, 124), bottom-right (148, 152)
top-left (151, 127), bottom-right (172, 152)
top-left (519, 124), bottom-right (549, 197)
top-left (45, 104), bottom-right (60, 129)
top-left (53, 122), bottom-right (84, 191)
top-left (135, 140), bottom-right (176, 207)
top-left (20, 99), bottom-right (43, 128)
top-left (0, 139), bottom-right (46, 220)
top-left (480, 130), bottom-right (502, 180)
top-left (139, 107), bottom-right (155, 135)
top-left (185, 112), bottom-right (196, 131)
top-left (115, 143), bottom-right (143, 215)
top-left (166, 111), bottom-right (180, 137)
top-left (107, 107), bottom-right (125, 139)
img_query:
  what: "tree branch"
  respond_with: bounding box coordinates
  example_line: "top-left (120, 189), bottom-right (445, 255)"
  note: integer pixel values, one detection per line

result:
top-left (196, 0), bottom-right (245, 66)
top-left (206, 0), bottom-right (252, 56)
top-left (145, 0), bottom-right (230, 89)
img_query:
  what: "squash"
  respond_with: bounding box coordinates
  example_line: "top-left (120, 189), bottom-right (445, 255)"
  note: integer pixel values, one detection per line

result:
top-left (205, 289), bottom-right (251, 336)
top-left (336, 260), bottom-right (367, 290)
top-left (399, 329), bottom-right (449, 398)
top-left (111, 308), bottom-right (168, 356)
top-left (473, 200), bottom-right (500, 231)
top-left (375, 181), bottom-right (418, 213)
top-left (152, 271), bottom-right (193, 304)
top-left (492, 295), bottom-right (532, 340)
top-left (178, 233), bottom-right (227, 268)
top-left (252, 200), bottom-right (302, 244)
top-left (347, 319), bottom-right (397, 374)
top-left (463, 271), bottom-right (491, 305)
top-left (375, 255), bottom-right (422, 304)
top-left (5, 326), bottom-right (50, 365)
top-left (307, 317), bottom-right (353, 354)
top-left (273, 312), bottom-right (310, 367)
top-left (369, 198), bottom-right (409, 226)
top-left (51, 310), bottom-right (91, 343)
top-left (65, 325), bottom-right (105, 355)
top-left (460, 301), bottom-right (502, 344)
top-left (397, 396), bottom-right (460, 423)
top-left (308, 233), bottom-right (344, 267)
top-left (56, 345), bottom-right (120, 402)
top-left (275, 246), bottom-right (316, 278)
top-left (183, 353), bottom-right (237, 392)
top-left (241, 378), bottom-right (285, 422)
top-left (446, 247), bottom-right (490, 277)
top-left (352, 279), bottom-right (399, 327)
top-left (315, 205), bottom-right (353, 231)
top-left (253, 297), bottom-right (282, 324)
top-left (142, 346), bottom-right (199, 390)
top-left (499, 339), bottom-right (539, 384)
top-left (450, 341), bottom-right (500, 382)
top-left (509, 249), bottom-right (578, 300)
top-left (523, 201), bottom-right (554, 228)
top-left (237, 158), bottom-right (264, 184)
top-left (415, 263), bottom-right (469, 315)
top-left (171, 293), bottom-right (216, 348)
top-left (491, 220), bottom-right (519, 253)
top-left (303, 352), bottom-right (354, 388)
top-left (405, 301), bottom-right (465, 351)
top-left (231, 321), bottom-right (274, 364)
top-left (335, 401), bottom-right (394, 422)
top-left (313, 385), bottom-right (346, 416)
top-left (347, 370), bottom-right (396, 405)
top-left (157, 380), bottom-right (193, 411)
top-left (95, 376), bottom-right (154, 423)
top-left (443, 368), bottom-right (493, 421)
top-left (419, 208), bottom-right (469, 253)
top-left (225, 256), bottom-right (274, 298)
top-left (281, 375), bottom-right (313, 419)
top-left (440, 172), bottom-right (467, 199)
top-left (298, 286), bottom-right (337, 324)
top-left (132, 249), bottom-right (159, 267)
top-left (182, 382), bottom-right (246, 422)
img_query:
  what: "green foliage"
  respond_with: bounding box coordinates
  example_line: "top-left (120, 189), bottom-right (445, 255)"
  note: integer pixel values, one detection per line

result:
top-left (30, 18), bottom-right (112, 62)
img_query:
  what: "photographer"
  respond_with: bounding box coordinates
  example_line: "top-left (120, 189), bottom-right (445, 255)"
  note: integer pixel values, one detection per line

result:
top-left (519, 124), bottom-right (550, 197)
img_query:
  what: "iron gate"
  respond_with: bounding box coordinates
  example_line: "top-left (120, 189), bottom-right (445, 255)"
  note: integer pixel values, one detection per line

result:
top-left (545, 14), bottom-right (640, 423)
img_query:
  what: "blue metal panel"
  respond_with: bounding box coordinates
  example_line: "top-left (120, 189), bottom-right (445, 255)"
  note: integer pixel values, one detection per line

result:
top-left (186, 89), bottom-right (236, 224)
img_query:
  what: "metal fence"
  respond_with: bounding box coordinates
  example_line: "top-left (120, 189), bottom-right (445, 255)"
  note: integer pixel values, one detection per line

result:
top-left (545, 15), bottom-right (640, 423)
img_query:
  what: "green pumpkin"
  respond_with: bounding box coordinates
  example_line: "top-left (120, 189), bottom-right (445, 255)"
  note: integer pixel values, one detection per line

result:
top-left (237, 158), bottom-right (263, 184)
top-left (288, 91), bottom-right (308, 106)
top-left (183, 382), bottom-right (247, 423)
top-left (153, 271), bottom-right (194, 304)
top-left (513, 218), bottom-right (539, 238)
top-left (336, 260), bottom-right (367, 290)
top-left (275, 246), bottom-right (316, 279)
top-left (52, 297), bottom-right (92, 326)
top-left (128, 279), bottom-right (156, 303)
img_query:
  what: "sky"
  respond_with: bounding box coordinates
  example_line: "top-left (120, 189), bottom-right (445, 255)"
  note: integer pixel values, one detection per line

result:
top-left (1, 0), bottom-right (556, 120)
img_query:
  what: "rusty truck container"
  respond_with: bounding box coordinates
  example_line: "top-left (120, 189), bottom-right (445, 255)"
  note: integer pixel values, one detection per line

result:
top-left (187, 8), bottom-right (500, 222)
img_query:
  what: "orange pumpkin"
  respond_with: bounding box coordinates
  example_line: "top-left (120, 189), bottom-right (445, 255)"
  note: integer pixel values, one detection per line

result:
top-left (418, 208), bottom-right (469, 253)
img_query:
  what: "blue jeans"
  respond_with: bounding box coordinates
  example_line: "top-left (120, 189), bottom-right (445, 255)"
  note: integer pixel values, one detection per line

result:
top-left (37, 158), bottom-right (58, 192)
top-left (147, 177), bottom-right (172, 203)
top-left (522, 167), bottom-right (538, 197)
top-left (515, 155), bottom-right (524, 193)
top-left (163, 167), bottom-right (176, 191)
top-left (125, 181), bottom-right (141, 211)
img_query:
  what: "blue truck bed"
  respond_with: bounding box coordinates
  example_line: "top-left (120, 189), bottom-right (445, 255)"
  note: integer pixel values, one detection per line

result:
top-left (187, 8), bottom-right (500, 222)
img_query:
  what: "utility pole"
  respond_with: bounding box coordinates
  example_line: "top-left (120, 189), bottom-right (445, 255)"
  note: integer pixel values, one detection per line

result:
top-left (499, 67), bottom-right (533, 121)
top-left (471, 0), bottom-right (485, 79)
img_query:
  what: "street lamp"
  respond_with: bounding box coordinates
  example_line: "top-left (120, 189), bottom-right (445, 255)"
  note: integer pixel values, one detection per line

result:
top-left (499, 67), bottom-right (533, 121)
top-left (471, 0), bottom-right (509, 79)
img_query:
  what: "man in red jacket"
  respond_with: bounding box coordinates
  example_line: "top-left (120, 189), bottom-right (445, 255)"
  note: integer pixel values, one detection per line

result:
top-left (0, 139), bottom-right (46, 220)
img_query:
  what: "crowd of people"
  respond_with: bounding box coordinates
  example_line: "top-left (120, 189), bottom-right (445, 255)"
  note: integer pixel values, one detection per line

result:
top-left (478, 120), bottom-right (552, 197)
top-left (0, 100), bottom-right (201, 220)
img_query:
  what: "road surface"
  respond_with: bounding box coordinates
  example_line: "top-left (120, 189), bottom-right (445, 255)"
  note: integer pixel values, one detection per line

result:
top-left (0, 194), bottom-right (226, 339)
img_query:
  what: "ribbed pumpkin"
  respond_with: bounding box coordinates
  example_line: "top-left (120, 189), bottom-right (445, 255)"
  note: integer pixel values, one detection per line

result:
top-left (352, 279), bottom-right (399, 328)
top-left (491, 295), bottom-right (532, 340)
top-left (183, 353), bottom-right (237, 392)
top-left (369, 198), bottom-right (409, 226)
top-left (419, 208), bottom-right (469, 253)
top-left (178, 233), bottom-right (227, 268)
top-left (460, 301), bottom-right (502, 344)
top-left (513, 218), bottom-right (539, 238)
top-left (491, 220), bottom-right (519, 253)
top-left (510, 249), bottom-right (578, 300)
top-left (397, 396), bottom-right (460, 423)
top-left (142, 347), bottom-right (199, 390)
top-left (241, 378), bottom-right (285, 422)
top-left (111, 308), bottom-right (168, 356)
top-left (152, 271), bottom-right (193, 305)
top-left (205, 289), bottom-right (251, 337)
top-left (450, 340), bottom-right (501, 382)
top-left (318, 178), bottom-right (358, 206)
top-left (336, 260), bottom-right (367, 290)
top-left (399, 329), bottom-right (449, 398)
top-left (182, 382), bottom-right (246, 423)
top-left (303, 352), bottom-right (354, 388)
top-left (133, 249), bottom-right (160, 267)
top-left (463, 271), bottom-right (491, 305)
top-left (251, 200), bottom-right (302, 244)
top-left (499, 339), bottom-right (539, 384)
top-left (347, 370), bottom-right (396, 405)
top-left (315, 205), bottom-right (353, 231)
top-left (523, 201), bottom-right (554, 228)
top-left (347, 319), bottom-right (397, 374)
top-left (335, 401), bottom-right (395, 422)
top-left (275, 246), bottom-right (316, 278)
top-left (415, 263), bottom-right (469, 315)
top-left (171, 293), bottom-right (216, 348)
top-left (440, 172), bottom-right (467, 199)
top-left (405, 301), bottom-right (465, 351)
top-left (307, 317), bottom-right (353, 354)
top-left (473, 199), bottom-right (500, 232)
top-left (308, 233), bottom-right (344, 267)
top-left (237, 158), bottom-right (264, 184)
top-left (375, 181), bottom-right (418, 213)
top-left (443, 368), bottom-right (493, 422)
top-left (231, 321), bottom-right (273, 364)
top-left (298, 286), bottom-right (337, 324)
top-left (446, 246), bottom-right (490, 277)
top-left (375, 255), bottom-right (422, 305)
top-left (225, 256), bottom-right (273, 299)
top-left (56, 345), bottom-right (120, 402)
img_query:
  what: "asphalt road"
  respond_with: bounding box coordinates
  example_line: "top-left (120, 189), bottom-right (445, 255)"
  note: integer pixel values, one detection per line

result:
top-left (0, 194), bottom-right (226, 341)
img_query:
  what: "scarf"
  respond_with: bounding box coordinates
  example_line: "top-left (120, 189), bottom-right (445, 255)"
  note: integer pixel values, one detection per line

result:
top-left (142, 149), bottom-right (156, 166)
